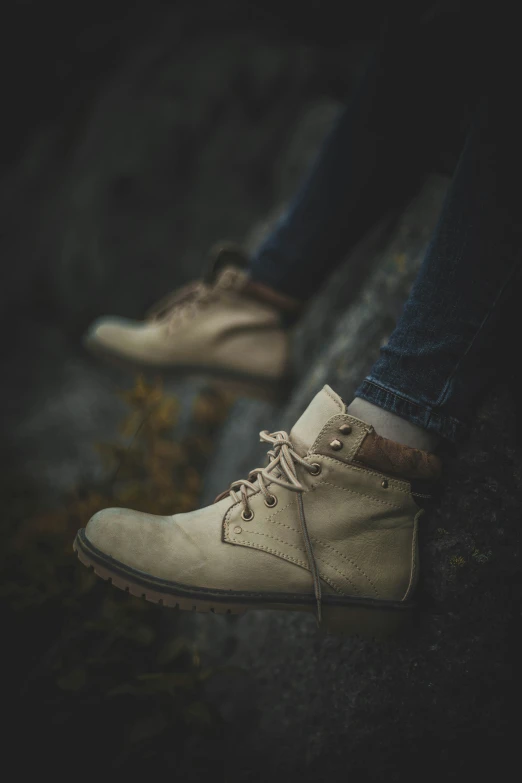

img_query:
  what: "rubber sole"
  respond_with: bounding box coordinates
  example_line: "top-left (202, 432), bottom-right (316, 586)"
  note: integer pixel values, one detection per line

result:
top-left (73, 529), bottom-right (415, 638)
top-left (84, 336), bottom-right (292, 404)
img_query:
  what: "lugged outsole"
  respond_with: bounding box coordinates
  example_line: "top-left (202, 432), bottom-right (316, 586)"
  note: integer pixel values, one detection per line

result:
top-left (73, 536), bottom-right (247, 616)
top-left (73, 531), bottom-right (415, 639)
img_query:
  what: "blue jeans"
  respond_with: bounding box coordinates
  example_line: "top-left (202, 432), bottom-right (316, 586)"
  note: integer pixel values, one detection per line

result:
top-left (250, 17), bottom-right (521, 443)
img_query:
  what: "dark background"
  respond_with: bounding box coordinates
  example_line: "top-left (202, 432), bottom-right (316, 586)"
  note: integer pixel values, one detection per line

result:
top-left (1, 2), bottom-right (519, 780)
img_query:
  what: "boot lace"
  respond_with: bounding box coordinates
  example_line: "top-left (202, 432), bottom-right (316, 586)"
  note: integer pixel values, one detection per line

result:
top-left (146, 268), bottom-right (240, 333)
top-left (215, 430), bottom-right (323, 621)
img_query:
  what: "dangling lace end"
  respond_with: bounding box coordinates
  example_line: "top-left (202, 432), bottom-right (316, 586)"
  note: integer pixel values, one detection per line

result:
top-left (296, 492), bottom-right (322, 627)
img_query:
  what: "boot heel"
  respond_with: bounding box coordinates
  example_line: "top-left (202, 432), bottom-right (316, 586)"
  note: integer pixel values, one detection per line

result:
top-left (320, 603), bottom-right (414, 639)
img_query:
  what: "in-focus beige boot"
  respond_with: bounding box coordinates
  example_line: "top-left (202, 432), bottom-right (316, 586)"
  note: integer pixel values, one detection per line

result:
top-left (74, 385), bottom-right (441, 636)
top-left (84, 244), bottom-right (301, 399)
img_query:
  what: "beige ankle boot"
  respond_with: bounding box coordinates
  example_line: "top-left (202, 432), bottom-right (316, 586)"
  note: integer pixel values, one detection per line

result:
top-left (84, 244), bottom-right (301, 398)
top-left (74, 385), bottom-right (441, 636)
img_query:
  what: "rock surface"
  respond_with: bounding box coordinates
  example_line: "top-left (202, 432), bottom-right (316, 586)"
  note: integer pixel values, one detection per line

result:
top-left (183, 176), bottom-right (520, 779)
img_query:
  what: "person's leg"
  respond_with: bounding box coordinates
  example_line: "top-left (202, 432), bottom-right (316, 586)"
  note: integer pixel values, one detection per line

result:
top-left (249, 10), bottom-right (478, 302)
top-left (85, 10), bottom-right (478, 393)
top-left (348, 72), bottom-right (522, 448)
top-left (76, 77), bottom-right (522, 633)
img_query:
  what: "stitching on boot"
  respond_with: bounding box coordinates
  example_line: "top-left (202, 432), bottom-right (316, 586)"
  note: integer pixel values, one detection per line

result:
top-left (223, 499), bottom-right (242, 541)
top-left (324, 386), bottom-right (344, 411)
top-left (224, 536), bottom-right (345, 595)
top-left (347, 422), bottom-right (370, 461)
top-left (310, 536), bottom-right (379, 597)
top-left (316, 479), bottom-right (406, 510)
top-left (265, 499), bottom-right (300, 530)
top-left (263, 501), bottom-right (376, 596)
top-left (239, 528), bottom-right (360, 595)
top-left (265, 507), bottom-right (371, 593)
top-left (311, 455), bottom-right (411, 492)
top-left (228, 539), bottom-right (307, 571)
top-left (265, 506), bottom-right (301, 534)
top-left (223, 464), bottom-right (411, 599)
top-left (239, 528), bottom-right (307, 557)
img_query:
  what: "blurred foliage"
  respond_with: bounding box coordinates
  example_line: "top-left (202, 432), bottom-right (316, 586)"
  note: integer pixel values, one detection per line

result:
top-left (449, 555), bottom-right (466, 569)
top-left (1, 376), bottom-right (236, 769)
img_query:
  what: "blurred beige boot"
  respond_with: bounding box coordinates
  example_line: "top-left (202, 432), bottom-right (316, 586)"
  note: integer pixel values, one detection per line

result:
top-left (74, 385), bottom-right (441, 637)
top-left (84, 244), bottom-right (301, 399)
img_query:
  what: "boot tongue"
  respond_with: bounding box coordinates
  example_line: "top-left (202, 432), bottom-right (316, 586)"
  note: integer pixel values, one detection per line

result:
top-left (290, 385), bottom-right (346, 456)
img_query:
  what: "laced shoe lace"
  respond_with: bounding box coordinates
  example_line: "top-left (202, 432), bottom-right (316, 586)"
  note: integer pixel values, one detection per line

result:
top-left (146, 268), bottom-right (242, 334)
top-left (215, 430), bottom-right (323, 621)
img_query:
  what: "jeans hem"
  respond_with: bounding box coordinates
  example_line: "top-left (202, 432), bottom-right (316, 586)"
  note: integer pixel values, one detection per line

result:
top-left (354, 379), bottom-right (468, 444)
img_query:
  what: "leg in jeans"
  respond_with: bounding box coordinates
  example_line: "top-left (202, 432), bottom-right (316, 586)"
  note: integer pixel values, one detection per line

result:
top-left (85, 9), bottom-right (481, 394)
top-left (249, 10), bottom-right (479, 301)
top-left (350, 73), bottom-right (522, 444)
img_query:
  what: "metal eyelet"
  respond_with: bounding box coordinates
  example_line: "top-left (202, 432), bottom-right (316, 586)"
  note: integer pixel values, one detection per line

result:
top-left (264, 494), bottom-right (278, 508)
top-left (241, 509), bottom-right (254, 521)
top-left (309, 463), bottom-right (322, 476)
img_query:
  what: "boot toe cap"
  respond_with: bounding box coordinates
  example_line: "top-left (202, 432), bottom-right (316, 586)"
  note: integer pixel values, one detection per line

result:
top-left (83, 316), bottom-right (140, 353)
top-left (84, 507), bottom-right (204, 582)
top-left (86, 507), bottom-right (149, 557)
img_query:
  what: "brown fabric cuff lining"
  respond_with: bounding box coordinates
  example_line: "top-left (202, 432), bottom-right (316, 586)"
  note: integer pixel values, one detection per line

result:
top-left (354, 430), bottom-right (443, 482)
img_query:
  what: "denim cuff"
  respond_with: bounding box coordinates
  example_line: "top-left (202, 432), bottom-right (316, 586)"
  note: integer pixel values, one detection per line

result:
top-left (354, 378), bottom-right (469, 444)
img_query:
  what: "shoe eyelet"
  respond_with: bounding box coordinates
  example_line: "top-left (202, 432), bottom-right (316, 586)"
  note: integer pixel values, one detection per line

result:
top-left (264, 494), bottom-right (278, 508)
top-left (241, 509), bottom-right (254, 521)
top-left (309, 463), bottom-right (322, 476)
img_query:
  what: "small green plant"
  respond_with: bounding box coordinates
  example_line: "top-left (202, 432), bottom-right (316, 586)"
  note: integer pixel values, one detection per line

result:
top-left (449, 554), bottom-right (466, 569)
top-left (471, 548), bottom-right (493, 564)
